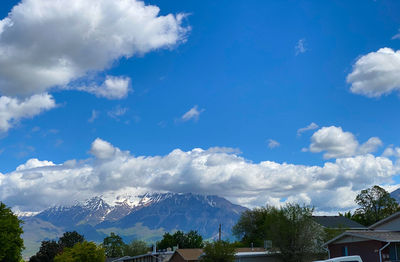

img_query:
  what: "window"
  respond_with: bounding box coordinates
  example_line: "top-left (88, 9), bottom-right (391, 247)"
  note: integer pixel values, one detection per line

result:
top-left (341, 246), bottom-right (348, 256)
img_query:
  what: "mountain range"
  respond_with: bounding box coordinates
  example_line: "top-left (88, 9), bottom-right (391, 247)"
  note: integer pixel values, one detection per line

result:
top-left (19, 192), bottom-right (247, 258)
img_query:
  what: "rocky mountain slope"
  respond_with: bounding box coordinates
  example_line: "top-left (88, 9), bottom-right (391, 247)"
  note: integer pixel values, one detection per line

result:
top-left (20, 192), bottom-right (247, 258)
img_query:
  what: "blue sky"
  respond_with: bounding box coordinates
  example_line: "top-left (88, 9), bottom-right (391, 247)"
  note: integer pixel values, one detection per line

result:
top-left (1, 0), bottom-right (400, 213)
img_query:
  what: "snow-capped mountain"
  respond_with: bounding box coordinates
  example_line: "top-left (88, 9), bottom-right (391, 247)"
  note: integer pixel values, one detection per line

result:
top-left (34, 193), bottom-right (175, 226)
top-left (21, 192), bottom-right (247, 258)
top-left (97, 193), bottom-right (247, 236)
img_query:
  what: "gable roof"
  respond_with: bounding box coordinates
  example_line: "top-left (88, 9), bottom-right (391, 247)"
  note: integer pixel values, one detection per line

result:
top-left (324, 230), bottom-right (400, 246)
top-left (313, 216), bottom-right (366, 229)
top-left (369, 211), bottom-right (400, 229)
top-left (175, 249), bottom-right (204, 261)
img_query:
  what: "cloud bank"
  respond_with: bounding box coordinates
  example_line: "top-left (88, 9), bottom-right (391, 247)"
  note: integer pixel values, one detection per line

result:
top-left (0, 137), bottom-right (397, 213)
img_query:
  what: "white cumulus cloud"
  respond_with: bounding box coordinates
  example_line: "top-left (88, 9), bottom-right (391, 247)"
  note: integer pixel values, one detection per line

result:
top-left (309, 126), bottom-right (382, 159)
top-left (0, 93), bottom-right (56, 132)
top-left (383, 145), bottom-right (400, 158)
top-left (347, 48), bottom-right (400, 97)
top-left (0, 138), bottom-right (398, 212)
top-left (0, 0), bottom-right (189, 96)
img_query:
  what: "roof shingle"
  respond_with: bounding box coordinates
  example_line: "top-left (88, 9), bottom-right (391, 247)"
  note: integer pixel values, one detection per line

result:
top-left (313, 216), bottom-right (366, 229)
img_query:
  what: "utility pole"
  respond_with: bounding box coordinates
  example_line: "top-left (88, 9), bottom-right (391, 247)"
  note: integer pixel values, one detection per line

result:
top-left (218, 224), bottom-right (221, 241)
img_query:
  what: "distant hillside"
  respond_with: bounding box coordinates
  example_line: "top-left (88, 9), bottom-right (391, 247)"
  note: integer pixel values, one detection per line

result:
top-left (20, 192), bottom-right (247, 258)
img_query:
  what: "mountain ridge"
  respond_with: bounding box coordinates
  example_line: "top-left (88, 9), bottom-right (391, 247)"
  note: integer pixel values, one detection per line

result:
top-left (20, 192), bottom-right (247, 258)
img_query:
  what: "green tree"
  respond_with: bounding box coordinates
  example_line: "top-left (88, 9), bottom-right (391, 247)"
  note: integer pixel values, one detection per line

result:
top-left (102, 232), bottom-right (125, 258)
top-left (269, 203), bottom-right (323, 262)
top-left (233, 203), bottom-right (323, 262)
top-left (29, 240), bottom-right (62, 262)
top-left (157, 230), bottom-right (204, 250)
top-left (123, 240), bottom-right (149, 257)
top-left (0, 202), bottom-right (24, 262)
top-left (200, 241), bottom-right (235, 262)
top-left (58, 231), bottom-right (84, 249)
top-left (232, 206), bottom-right (276, 247)
top-left (354, 185), bottom-right (399, 226)
top-left (30, 231), bottom-right (85, 262)
top-left (185, 230), bottom-right (204, 248)
top-left (156, 232), bottom-right (175, 250)
top-left (54, 241), bottom-right (105, 262)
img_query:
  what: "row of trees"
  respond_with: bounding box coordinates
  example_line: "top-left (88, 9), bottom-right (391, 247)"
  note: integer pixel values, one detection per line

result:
top-left (232, 185), bottom-right (400, 262)
top-left (157, 230), bottom-right (204, 250)
top-left (29, 231), bottom-right (101, 262)
top-left (29, 231), bottom-right (151, 261)
top-left (102, 232), bottom-right (149, 258)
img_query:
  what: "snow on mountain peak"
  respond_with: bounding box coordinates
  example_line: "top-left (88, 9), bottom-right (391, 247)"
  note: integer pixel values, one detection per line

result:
top-left (83, 196), bottom-right (110, 211)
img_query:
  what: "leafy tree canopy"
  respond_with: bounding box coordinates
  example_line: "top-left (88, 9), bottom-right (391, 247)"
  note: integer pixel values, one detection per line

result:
top-left (29, 241), bottom-right (62, 262)
top-left (54, 241), bottom-right (105, 262)
top-left (354, 185), bottom-right (399, 226)
top-left (232, 206), bottom-right (277, 247)
top-left (58, 231), bottom-right (84, 249)
top-left (30, 231), bottom-right (84, 262)
top-left (271, 204), bottom-right (324, 262)
top-left (157, 230), bottom-right (204, 250)
top-left (233, 203), bottom-right (324, 262)
top-left (123, 240), bottom-right (149, 257)
top-left (0, 202), bottom-right (24, 262)
top-left (102, 232), bottom-right (125, 258)
top-left (200, 241), bottom-right (235, 262)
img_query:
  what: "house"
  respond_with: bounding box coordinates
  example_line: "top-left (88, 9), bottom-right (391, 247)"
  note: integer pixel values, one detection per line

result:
top-left (112, 251), bottom-right (174, 262)
top-left (324, 212), bottom-right (400, 262)
top-left (168, 248), bottom-right (280, 262)
top-left (168, 249), bottom-right (203, 262)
